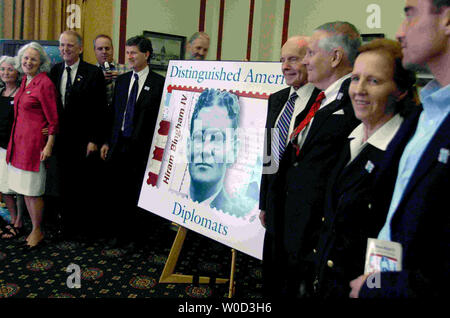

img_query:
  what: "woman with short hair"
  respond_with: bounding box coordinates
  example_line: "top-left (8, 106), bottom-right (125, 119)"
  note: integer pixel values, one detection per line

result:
top-left (6, 42), bottom-right (59, 249)
top-left (311, 39), bottom-right (419, 298)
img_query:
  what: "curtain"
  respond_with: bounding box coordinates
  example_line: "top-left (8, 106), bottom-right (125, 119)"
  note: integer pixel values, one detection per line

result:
top-left (0, 0), bottom-right (85, 41)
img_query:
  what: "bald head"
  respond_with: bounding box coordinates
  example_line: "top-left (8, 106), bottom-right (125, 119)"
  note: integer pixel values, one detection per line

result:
top-left (283, 36), bottom-right (310, 57)
top-left (281, 36), bottom-right (310, 89)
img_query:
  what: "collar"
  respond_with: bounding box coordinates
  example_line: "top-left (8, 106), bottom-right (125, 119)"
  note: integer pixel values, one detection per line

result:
top-left (349, 113), bottom-right (404, 151)
top-left (289, 82), bottom-right (314, 97)
top-left (133, 65), bottom-right (149, 80)
top-left (321, 73), bottom-right (352, 107)
top-left (420, 80), bottom-right (450, 116)
top-left (65, 59), bottom-right (80, 71)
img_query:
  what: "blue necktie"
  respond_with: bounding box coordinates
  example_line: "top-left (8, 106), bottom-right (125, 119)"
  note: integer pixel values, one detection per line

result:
top-left (272, 92), bottom-right (298, 164)
top-left (123, 73), bottom-right (139, 137)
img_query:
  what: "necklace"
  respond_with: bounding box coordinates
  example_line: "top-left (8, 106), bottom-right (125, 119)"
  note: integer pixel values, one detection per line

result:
top-left (2, 86), bottom-right (18, 97)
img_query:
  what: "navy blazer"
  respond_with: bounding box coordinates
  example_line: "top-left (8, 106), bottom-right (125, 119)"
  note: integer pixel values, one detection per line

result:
top-left (360, 107), bottom-right (450, 298)
top-left (107, 69), bottom-right (165, 171)
top-left (313, 140), bottom-right (390, 298)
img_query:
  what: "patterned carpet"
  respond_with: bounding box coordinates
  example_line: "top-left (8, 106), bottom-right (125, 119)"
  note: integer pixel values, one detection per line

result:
top-left (0, 207), bottom-right (263, 299)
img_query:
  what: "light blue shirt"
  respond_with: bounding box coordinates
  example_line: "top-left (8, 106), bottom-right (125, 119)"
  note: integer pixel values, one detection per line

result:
top-left (378, 80), bottom-right (450, 241)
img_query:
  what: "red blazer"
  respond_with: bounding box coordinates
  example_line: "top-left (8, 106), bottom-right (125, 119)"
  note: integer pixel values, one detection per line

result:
top-left (6, 72), bottom-right (59, 172)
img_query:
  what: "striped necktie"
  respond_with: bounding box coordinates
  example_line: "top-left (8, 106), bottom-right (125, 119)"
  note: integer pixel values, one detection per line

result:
top-left (272, 91), bottom-right (298, 164)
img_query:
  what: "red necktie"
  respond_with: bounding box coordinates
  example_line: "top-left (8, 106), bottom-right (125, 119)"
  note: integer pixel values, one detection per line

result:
top-left (289, 91), bottom-right (326, 156)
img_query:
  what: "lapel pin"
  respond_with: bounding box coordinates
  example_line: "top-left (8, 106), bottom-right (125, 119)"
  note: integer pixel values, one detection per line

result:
top-left (438, 148), bottom-right (449, 164)
top-left (10, 100), bottom-right (14, 105)
top-left (144, 86), bottom-right (150, 91)
top-left (26, 91), bottom-right (31, 94)
top-left (365, 160), bottom-right (375, 173)
top-left (337, 92), bottom-right (343, 100)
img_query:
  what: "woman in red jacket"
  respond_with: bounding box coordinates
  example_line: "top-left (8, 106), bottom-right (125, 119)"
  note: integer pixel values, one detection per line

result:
top-left (6, 42), bottom-right (59, 249)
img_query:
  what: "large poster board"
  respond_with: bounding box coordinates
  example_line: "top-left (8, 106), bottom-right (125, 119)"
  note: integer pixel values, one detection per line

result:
top-left (138, 60), bottom-right (286, 259)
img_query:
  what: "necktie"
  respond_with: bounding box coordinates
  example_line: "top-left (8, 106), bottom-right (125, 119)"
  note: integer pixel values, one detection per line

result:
top-left (123, 73), bottom-right (139, 137)
top-left (272, 92), bottom-right (298, 164)
top-left (64, 66), bottom-right (72, 106)
top-left (290, 91), bottom-right (326, 156)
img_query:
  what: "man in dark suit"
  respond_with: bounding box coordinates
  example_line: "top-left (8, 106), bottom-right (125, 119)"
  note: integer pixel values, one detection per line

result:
top-left (100, 36), bottom-right (165, 249)
top-left (49, 30), bottom-right (108, 239)
top-left (266, 22), bottom-right (361, 297)
top-left (350, 0), bottom-right (450, 298)
top-left (258, 35), bottom-right (319, 296)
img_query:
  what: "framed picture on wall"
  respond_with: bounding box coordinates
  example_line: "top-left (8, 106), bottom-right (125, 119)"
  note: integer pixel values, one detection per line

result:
top-left (361, 33), bottom-right (385, 44)
top-left (143, 31), bottom-right (186, 70)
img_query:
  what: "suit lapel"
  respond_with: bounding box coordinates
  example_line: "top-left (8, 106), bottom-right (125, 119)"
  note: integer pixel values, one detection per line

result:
top-left (302, 81), bottom-right (350, 151)
top-left (118, 72), bottom-right (133, 116)
top-left (270, 87), bottom-right (290, 127)
top-left (135, 71), bottom-right (153, 109)
top-left (397, 112), bottom-right (450, 210)
top-left (71, 60), bottom-right (86, 91)
top-left (56, 63), bottom-right (65, 90)
top-left (338, 144), bottom-right (384, 194)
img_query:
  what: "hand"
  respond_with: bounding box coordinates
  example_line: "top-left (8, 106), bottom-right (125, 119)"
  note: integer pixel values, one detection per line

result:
top-left (349, 274), bottom-right (369, 298)
top-left (40, 144), bottom-right (52, 161)
top-left (86, 142), bottom-right (98, 157)
top-left (100, 144), bottom-right (109, 161)
top-left (259, 210), bottom-right (266, 228)
top-left (103, 70), bottom-right (118, 81)
top-left (41, 127), bottom-right (49, 136)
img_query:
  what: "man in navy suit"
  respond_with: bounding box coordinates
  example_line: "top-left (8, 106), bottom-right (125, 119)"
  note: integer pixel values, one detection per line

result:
top-left (49, 30), bottom-right (108, 239)
top-left (100, 36), bottom-right (165, 249)
top-left (267, 22), bottom-right (361, 297)
top-left (258, 35), bottom-right (319, 296)
top-left (350, 0), bottom-right (450, 298)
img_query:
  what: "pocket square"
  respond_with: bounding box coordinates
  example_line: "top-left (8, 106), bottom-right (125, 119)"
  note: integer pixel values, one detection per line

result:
top-left (332, 109), bottom-right (345, 115)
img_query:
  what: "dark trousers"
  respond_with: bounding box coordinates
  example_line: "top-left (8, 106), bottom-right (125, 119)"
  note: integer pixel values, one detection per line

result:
top-left (262, 230), bottom-right (314, 298)
top-left (105, 134), bottom-right (155, 244)
top-left (57, 145), bottom-right (104, 239)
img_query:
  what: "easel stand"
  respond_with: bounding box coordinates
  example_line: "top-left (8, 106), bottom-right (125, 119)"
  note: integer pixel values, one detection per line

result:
top-left (159, 225), bottom-right (236, 298)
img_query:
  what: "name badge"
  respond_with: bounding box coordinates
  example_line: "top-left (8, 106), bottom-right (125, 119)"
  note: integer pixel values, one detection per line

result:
top-left (365, 160), bottom-right (375, 173)
top-left (438, 148), bottom-right (449, 164)
top-left (144, 86), bottom-right (150, 91)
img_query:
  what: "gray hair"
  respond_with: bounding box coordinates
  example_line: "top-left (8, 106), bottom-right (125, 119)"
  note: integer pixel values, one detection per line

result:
top-left (188, 32), bottom-right (210, 44)
top-left (16, 42), bottom-right (51, 74)
top-left (60, 30), bottom-right (83, 47)
top-left (0, 55), bottom-right (22, 87)
top-left (315, 21), bottom-right (361, 66)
